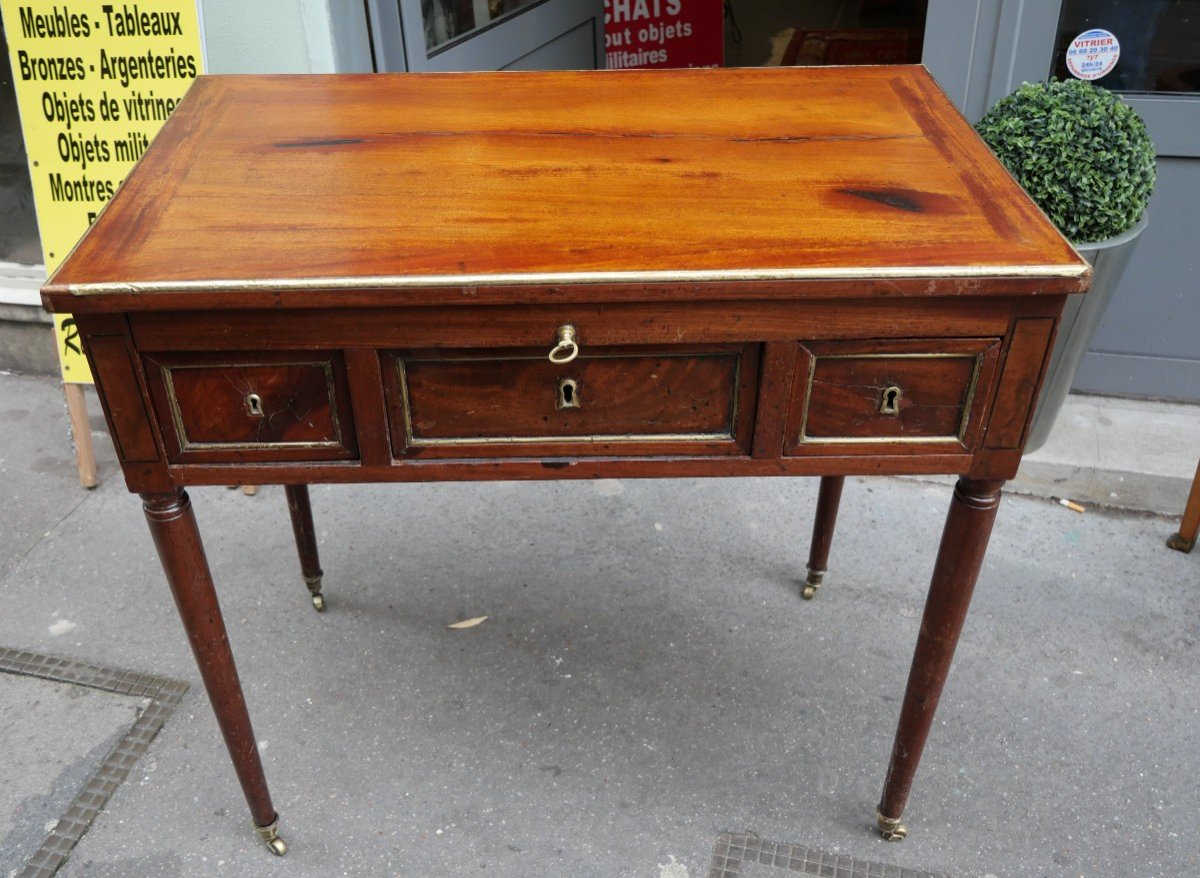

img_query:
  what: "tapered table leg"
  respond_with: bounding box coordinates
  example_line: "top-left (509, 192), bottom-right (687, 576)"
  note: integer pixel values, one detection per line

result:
top-left (142, 490), bottom-right (287, 856)
top-left (804, 475), bottom-right (845, 599)
top-left (285, 485), bottom-right (326, 611)
top-left (875, 477), bottom-right (1003, 841)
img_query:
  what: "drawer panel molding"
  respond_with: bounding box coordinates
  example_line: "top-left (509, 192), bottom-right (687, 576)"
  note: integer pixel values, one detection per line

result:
top-left (383, 344), bottom-right (759, 459)
top-left (145, 352), bottom-right (358, 463)
top-left (786, 338), bottom-right (1001, 454)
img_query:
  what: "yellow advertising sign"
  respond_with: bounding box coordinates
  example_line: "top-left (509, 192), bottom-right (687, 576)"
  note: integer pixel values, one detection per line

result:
top-left (0, 1), bottom-right (205, 382)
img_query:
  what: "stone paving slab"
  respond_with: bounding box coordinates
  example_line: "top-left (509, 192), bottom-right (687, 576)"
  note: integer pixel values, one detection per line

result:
top-left (0, 650), bottom-right (187, 878)
top-left (0, 675), bottom-right (142, 875)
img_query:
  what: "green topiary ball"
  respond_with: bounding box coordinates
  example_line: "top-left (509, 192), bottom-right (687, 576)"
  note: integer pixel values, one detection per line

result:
top-left (975, 79), bottom-right (1156, 244)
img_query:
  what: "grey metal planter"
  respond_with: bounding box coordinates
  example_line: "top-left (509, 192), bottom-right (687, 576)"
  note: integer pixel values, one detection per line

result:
top-left (1024, 213), bottom-right (1149, 453)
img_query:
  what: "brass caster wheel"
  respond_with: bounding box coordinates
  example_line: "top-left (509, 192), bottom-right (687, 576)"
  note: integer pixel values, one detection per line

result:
top-left (1167, 533), bottom-right (1195, 553)
top-left (305, 574), bottom-right (325, 612)
top-left (255, 819), bottom-right (288, 856)
top-left (801, 584), bottom-right (816, 600)
top-left (802, 569), bottom-right (824, 600)
top-left (875, 810), bottom-right (907, 842)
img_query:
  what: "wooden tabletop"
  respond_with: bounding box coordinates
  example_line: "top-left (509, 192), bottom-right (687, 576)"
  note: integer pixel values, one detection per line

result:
top-left (45, 67), bottom-right (1088, 310)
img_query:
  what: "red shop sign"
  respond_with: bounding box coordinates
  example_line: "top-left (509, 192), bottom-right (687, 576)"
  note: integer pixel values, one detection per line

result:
top-left (605, 0), bottom-right (723, 69)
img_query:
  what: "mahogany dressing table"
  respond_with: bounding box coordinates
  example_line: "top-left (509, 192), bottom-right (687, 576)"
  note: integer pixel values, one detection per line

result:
top-left (42, 67), bottom-right (1090, 855)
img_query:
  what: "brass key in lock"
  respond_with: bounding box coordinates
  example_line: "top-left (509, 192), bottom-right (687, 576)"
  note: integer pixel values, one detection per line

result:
top-left (548, 324), bottom-right (579, 364)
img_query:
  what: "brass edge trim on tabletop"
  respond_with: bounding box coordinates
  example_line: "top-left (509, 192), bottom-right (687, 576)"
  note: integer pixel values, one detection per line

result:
top-left (63, 263), bottom-right (1089, 295)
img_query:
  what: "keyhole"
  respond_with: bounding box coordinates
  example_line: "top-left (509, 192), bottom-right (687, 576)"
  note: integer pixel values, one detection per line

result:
top-left (879, 385), bottom-right (901, 416)
top-left (245, 392), bottom-right (264, 417)
top-left (557, 378), bottom-right (580, 410)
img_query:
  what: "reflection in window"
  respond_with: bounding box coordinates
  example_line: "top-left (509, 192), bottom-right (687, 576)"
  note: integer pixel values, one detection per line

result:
top-left (1052, 0), bottom-right (1200, 93)
top-left (0, 21), bottom-right (42, 265)
top-left (422, 0), bottom-right (542, 52)
top-left (724, 0), bottom-right (927, 68)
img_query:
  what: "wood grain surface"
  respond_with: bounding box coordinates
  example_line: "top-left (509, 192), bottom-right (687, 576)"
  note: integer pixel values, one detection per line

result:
top-left (143, 351), bottom-right (358, 463)
top-left (795, 337), bottom-right (1000, 445)
top-left (400, 349), bottom-right (740, 440)
top-left (382, 343), bottom-right (759, 458)
top-left (45, 67), bottom-right (1087, 311)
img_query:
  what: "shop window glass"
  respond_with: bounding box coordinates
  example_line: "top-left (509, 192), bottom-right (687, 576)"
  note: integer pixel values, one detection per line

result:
top-left (422, 0), bottom-right (547, 52)
top-left (0, 22), bottom-right (41, 265)
top-left (724, 0), bottom-right (926, 68)
top-left (1053, 0), bottom-right (1200, 94)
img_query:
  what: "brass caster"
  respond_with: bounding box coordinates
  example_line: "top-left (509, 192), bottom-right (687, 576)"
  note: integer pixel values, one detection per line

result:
top-left (875, 810), bottom-right (907, 842)
top-left (305, 574), bottom-right (325, 612)
top-left (255, 818), bottom-right (288, 856)
top-left (1167, 533), bottom-right (1195, 553)
top-left (802, 569), bottom-right (824, 600)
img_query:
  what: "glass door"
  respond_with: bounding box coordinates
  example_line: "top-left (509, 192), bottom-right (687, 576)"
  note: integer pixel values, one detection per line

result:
top-left (1048, 1), bottom-right (1200, 400)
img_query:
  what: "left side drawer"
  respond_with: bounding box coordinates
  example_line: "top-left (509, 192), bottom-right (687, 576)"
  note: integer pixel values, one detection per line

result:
top-left (144, 351), bottom-right (357, 463)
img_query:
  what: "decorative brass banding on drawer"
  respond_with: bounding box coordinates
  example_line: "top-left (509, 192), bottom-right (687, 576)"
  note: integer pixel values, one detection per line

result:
top-left (163, 360), bottom-right (346, 452)
top-left (395, 352), bottom-right (741, 447)
top-left (381, 344), bottom-right (760, 459)
top-left (799, 352), bottom-right (984, 445)
top-left (785, 338), bottom-right (1002, 454)
top-left (144, 351), bottom-right (359, 464)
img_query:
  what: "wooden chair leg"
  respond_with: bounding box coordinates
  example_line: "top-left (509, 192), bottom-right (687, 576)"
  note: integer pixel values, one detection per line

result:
top-left (285, 485), bottom-right (326, 611)
top-left (1167, 459), bottom-right (1200, 553)
top-left (803, 475), bottom-right (845, 599)
top-left (63, 382), bottom-right (97, 488)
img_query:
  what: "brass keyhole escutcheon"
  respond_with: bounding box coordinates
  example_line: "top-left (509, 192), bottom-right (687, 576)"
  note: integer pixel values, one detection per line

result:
top-left (245, 392), bottom-right (264, 417)
top-left (557, 378), bottom-right (580, 410)
top-left (879, 385), bottom-right (902, 416)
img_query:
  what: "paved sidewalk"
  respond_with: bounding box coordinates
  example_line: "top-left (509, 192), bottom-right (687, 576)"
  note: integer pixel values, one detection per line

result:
top-left (2, 372), bottom-right (1198, 878)
top-left (1012, 394), bottom-right (1198, 515)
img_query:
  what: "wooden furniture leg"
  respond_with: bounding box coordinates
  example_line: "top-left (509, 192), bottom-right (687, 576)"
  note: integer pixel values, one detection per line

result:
top-left (803, 475), bottom-right (845, 599)
top-left (63, 382), bottom-right (97, 488)
top-left (875, 477), bottom-right (1003, 841)
top-left (1167, 458), bottom-right (1200, 553)
top-left (285, 484), bottom-right (326, 611)
top-left (141, 490), bottom-right (287, 856)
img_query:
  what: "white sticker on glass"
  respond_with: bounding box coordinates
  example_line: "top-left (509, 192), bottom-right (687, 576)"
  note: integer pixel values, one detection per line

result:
top-left (1066, 28), bottom-right (1121, 81)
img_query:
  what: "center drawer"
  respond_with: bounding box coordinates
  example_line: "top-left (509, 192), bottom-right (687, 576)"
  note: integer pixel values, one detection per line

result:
top-left (382, 344), bottom-right (759, 458)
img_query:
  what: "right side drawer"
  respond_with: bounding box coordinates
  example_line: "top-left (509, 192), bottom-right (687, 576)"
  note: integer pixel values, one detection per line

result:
top-left (784, 338), bottom-right (1002, 455)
